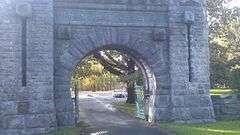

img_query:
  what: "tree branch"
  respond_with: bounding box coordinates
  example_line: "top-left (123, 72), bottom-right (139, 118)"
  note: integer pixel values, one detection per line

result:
top-left (93, 53), bottom-right (127, 76)
top-left (103, 51), bottom-right (129, 71)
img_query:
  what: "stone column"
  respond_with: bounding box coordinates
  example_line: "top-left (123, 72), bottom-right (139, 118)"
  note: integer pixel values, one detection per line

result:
top-left (168, 0), bottom-right (215, 123)
top-left (0, 0), bottom-right (56, 134)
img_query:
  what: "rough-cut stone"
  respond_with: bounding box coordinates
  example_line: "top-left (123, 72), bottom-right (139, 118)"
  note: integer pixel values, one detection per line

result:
top-left (0, 0), bottom-right (215, 134)
top-left (17, 102), bottom-right (30, 114)
top-left (3, 115), bottom-right (25, 129)
top-left (25, 114), bottom-right (56, 128)
top-left (212, 94), bottom-right (240, 120)
top-left (0, 117), bottom-right (3, 128)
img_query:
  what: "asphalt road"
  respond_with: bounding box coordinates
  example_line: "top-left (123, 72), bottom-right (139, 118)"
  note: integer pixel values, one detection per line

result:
top-left (77, 93), bottom-right (169, 135)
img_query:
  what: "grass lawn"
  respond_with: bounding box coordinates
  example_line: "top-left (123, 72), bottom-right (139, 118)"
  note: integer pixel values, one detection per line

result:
top-left (45, 121), bottom-right (92, 135)
top-left (160, 121), bottom-right (240, 135)
top-left (46, 127), bottom-right (79, 135)
top-left (113, 101), bottom-right (240, 135)
top-left (112, 102), bottom-right (136, 117)
top-left (210, 89), bottom-right (239, 96)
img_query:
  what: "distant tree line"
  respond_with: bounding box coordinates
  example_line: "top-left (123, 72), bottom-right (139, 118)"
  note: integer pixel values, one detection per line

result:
top-left (207, 0), bottom-right (240, 89)
top-left (71, 56), bottom-right (122, 92)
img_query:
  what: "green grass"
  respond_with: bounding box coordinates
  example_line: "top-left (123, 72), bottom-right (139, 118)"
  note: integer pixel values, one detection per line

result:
top-left (112, 102), bottom-right (136, 116)
top-left (45, 121), bottom-right (92, 135)
top-left (160, 121), bottom-right (240, 135)
top-left (210, 89), bottom-right (239, 96)
top-left (46, 127), bottom-right (79, 135)
top-left (113, 101), bottom-right (240, 135)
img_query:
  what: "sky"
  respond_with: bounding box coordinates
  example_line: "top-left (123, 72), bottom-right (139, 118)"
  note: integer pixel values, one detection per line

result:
top-left (225, 0), bottom-right (240, 8)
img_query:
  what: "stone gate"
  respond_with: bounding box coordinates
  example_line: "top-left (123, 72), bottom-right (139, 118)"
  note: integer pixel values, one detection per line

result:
top-left (0, 0), bottom-right (215, 134)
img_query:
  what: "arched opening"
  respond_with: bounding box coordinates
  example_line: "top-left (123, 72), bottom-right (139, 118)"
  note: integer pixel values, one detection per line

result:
top-left (53, 29), bottom-right (166, 127)
top-left (67, 45), bottom-right (157, 127)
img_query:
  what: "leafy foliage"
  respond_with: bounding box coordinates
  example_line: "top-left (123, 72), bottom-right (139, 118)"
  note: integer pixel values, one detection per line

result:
top-left (72, 56), bottom-right (121, 91)
top-left (71, 50), bottom-right (145, 104)
top-left (71, 51), bottom-right (144, 92)
top-left (208, 0), bottom-right (240, 88)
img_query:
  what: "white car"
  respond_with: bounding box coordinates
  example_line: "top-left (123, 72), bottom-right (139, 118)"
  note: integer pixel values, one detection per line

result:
top-left (113, 90), bottom-right (127, 98)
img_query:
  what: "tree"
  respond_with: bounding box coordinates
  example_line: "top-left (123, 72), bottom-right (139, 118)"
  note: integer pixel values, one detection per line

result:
top-left (207, 0), bottom-right (240, 88)
top-left (71, 50), bottom-right (144, 103)
top-left (72, 56), bottom-right (103, 79)
top-left (72, 56), bottom-right (120, 92)
top-left (93, 50), bottom-right (143, 104)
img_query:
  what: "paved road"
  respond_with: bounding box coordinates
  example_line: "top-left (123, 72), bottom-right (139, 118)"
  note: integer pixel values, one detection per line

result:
top-left (78, 94), bottom-right (169, 135)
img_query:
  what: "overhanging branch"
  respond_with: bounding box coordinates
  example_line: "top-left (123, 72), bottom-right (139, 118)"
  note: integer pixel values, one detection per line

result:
top-left (103, 51), bottom-right (129, 71)
top-left (93, 52), bottom-right (127, 76)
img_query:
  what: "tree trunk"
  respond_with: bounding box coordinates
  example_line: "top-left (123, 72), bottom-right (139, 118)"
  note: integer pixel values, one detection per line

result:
top-left (126, 81), bottom-right (135, 104)
top-left (126, 58), bottom-right (136, 104)
top-left (93, 52), bottom-right (137, 103)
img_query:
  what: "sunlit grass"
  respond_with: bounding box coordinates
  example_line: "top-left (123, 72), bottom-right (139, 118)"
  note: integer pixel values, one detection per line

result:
top-left (46, 127), bottom-right (79, 135)
top-left (160, 120), bottom-right (240, 135)
top-left (113, 99), bottom-right (240, 135)
top-left (210, 89), bottom-right (239, 96)
top-left (112, 102), bottom-right (136, 116)
top-left (45, 121), bottom-right (92, 135)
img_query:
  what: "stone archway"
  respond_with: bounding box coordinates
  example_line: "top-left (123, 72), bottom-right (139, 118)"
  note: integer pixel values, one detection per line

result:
top-left (54, 27), bottom-right (167, 126)
top-left (0, 0), bottom-right (216, 134)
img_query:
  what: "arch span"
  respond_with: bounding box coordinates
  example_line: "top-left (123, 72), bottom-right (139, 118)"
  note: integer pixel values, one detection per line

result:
top-left (0, 0), bottom-right (216, 134)
top-left (54, 27), bottom-right (171, 126)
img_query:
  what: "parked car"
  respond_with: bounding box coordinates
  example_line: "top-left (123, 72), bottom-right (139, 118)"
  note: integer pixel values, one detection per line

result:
top-left (114, 93), bottom-right (126, 98)
top-left (113, 90), bottom-right (127, 98)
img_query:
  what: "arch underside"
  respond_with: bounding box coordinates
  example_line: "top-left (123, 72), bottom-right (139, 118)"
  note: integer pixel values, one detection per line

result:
top-left (54, 26), bottom-right (171, 126)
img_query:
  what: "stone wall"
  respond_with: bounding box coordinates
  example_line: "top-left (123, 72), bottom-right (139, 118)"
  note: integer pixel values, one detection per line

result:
top-left (212, 94), bottom-right (240, 120)
top-left (0, 0), bottom-right (216, 134)
top-left (0, 0), bottom-right (56, 134)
